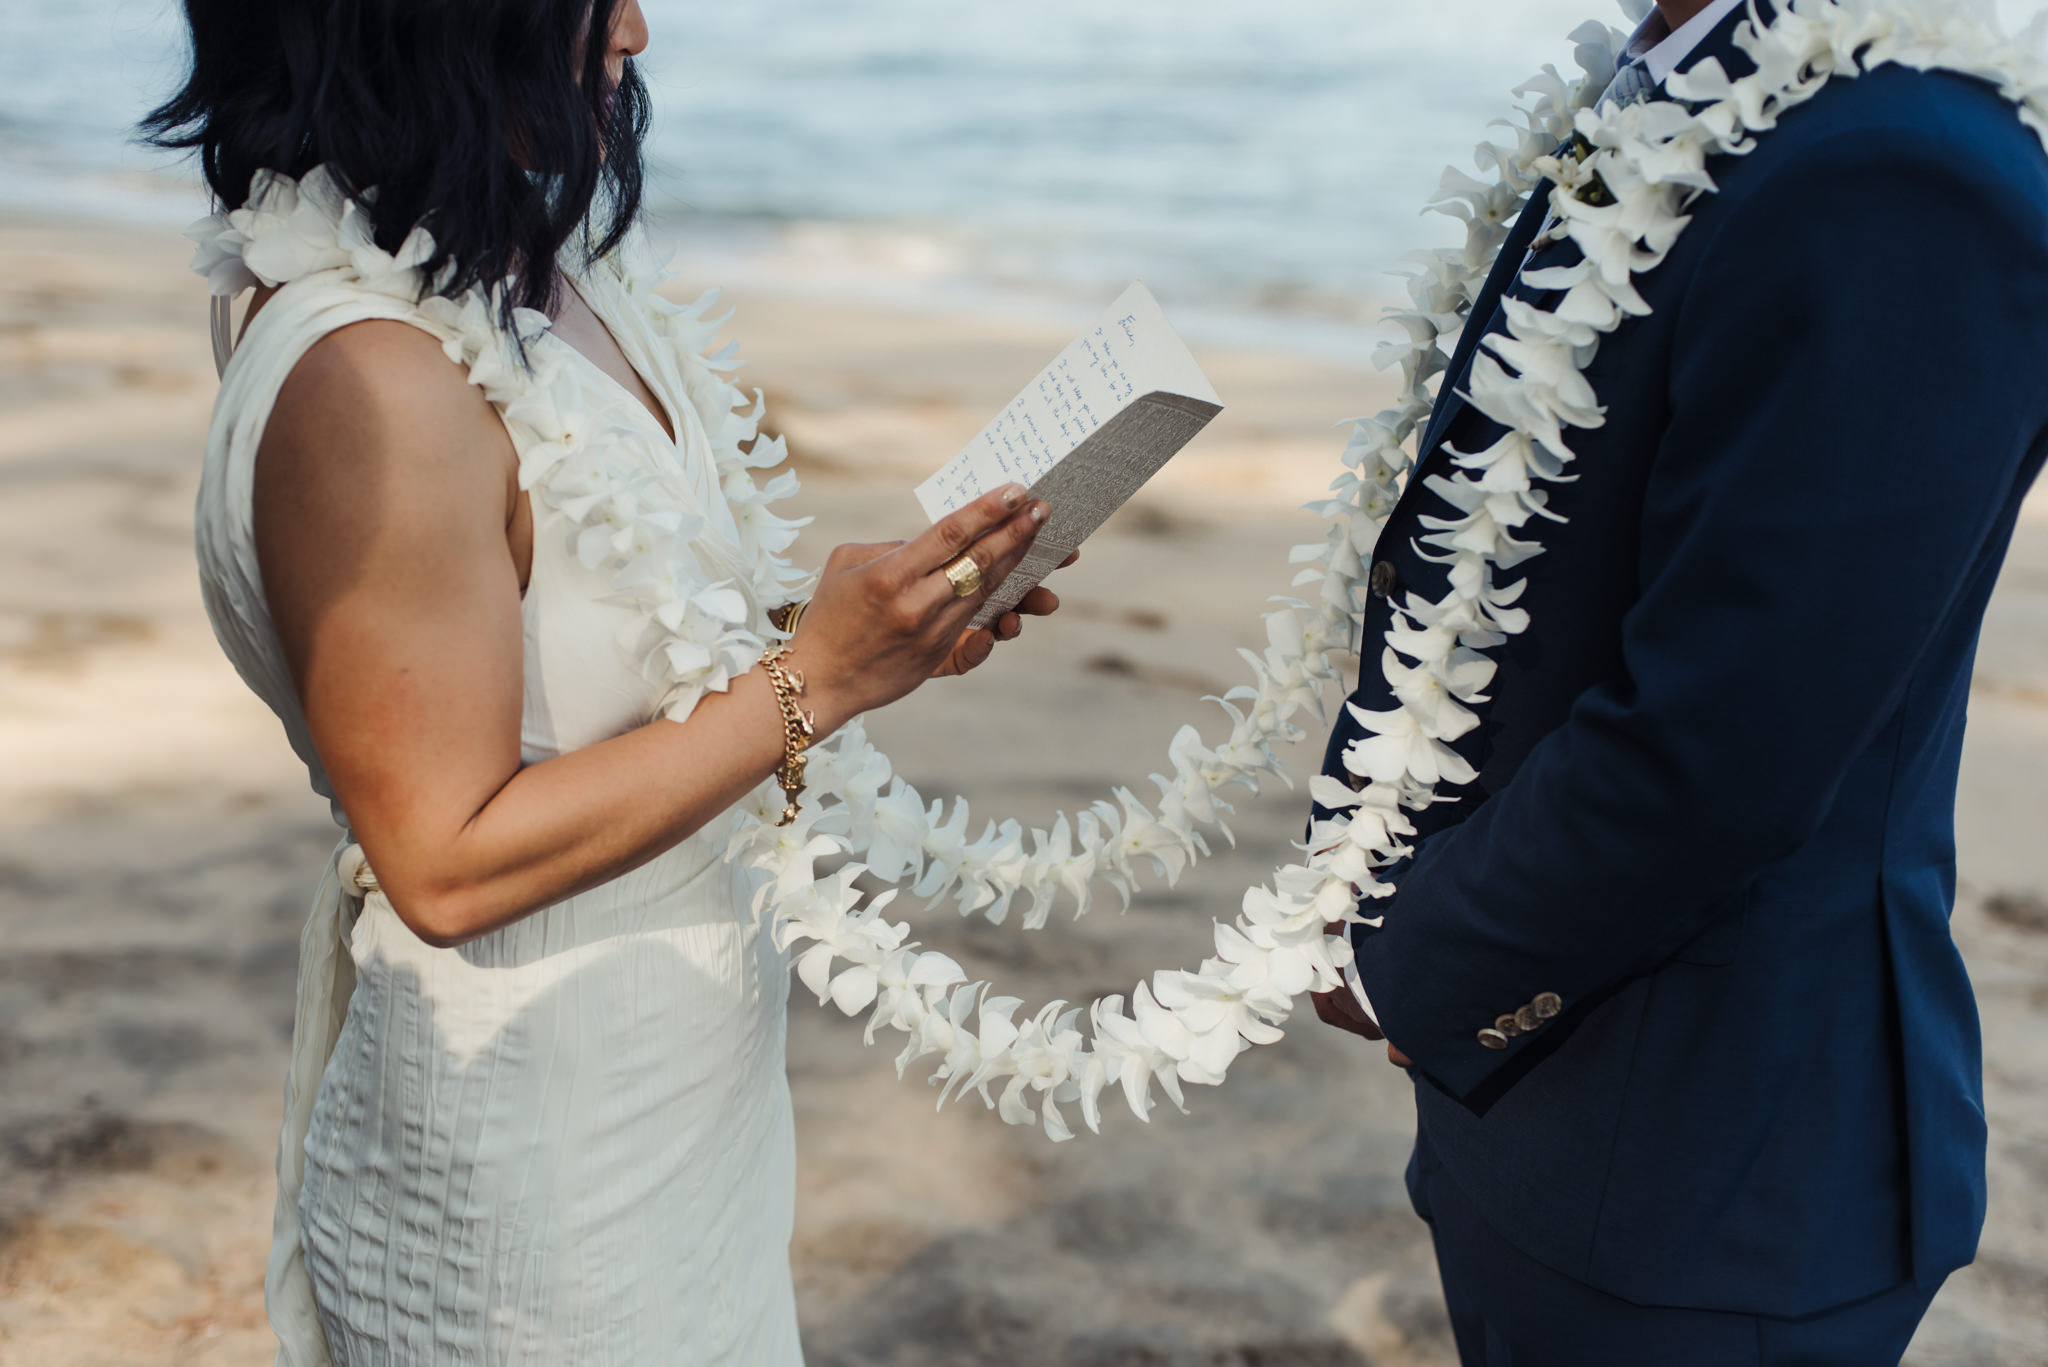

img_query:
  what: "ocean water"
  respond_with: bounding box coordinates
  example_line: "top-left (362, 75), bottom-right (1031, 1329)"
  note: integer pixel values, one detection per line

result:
top-left (4, 0), bottom-right (2044, 355)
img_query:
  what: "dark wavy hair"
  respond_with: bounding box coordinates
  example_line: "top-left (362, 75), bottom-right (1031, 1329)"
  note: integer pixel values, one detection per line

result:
top-left (141, 0), bottom-right (651, 334)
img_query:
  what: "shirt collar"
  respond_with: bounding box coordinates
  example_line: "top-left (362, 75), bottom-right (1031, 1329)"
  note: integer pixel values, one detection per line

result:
top-left (1639, 0), bottom-right (1749, 83)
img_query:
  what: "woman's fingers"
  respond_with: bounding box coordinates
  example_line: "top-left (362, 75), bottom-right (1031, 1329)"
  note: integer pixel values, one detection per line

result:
top-left (905, 484), bottom-right (1030, 575)
top-left (912, 499), bottom-right (1048, 619)
top-left (951, 627), bottom-right (997, 673)
top-left (960, 501), bottom-right (1048, 604)
top-left (1014, 586), bottom-right (1059, 618)
top-left (800, 497), bottom-right (1041, 717)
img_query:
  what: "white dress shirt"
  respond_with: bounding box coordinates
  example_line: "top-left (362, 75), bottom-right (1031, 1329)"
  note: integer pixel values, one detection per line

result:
top-left (1340, 0), bottom-right (1748, 1029)
top-left (1642, 0), bottom-right (1747, 82)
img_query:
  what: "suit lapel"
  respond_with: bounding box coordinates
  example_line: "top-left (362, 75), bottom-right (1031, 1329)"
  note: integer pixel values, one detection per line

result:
top-left (1670, 1), bottom-right (1763, 101)
top-left (1413, 187), bottom-right (1555, 463)
top-left (1405, 1), bottom-right (1765, 481)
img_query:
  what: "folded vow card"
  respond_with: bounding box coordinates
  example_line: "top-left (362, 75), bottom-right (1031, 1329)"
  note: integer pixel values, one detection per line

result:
top-left (915, 282), bottom-right (1224, 629)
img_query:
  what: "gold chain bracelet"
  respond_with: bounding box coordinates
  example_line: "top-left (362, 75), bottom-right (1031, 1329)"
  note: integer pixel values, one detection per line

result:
top-left (758, 645), bottom-right (816, 826)
top-left (767, 600), bottom-right (808, 636)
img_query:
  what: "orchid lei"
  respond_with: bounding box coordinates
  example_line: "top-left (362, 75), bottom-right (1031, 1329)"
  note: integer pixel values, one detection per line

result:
top-left (193, 0), bottom-right (2048, 1143)
top-left (700, 35), bottom-right (1615, 1137)
top-left (730, 0), bottom-right (2048, 1142)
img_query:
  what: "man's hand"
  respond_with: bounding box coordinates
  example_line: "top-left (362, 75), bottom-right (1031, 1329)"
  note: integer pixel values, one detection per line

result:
top-left (1312, 922), bottom-right (1413, 1068)
top-left (1311, 982), bottom-right (1382, 1040)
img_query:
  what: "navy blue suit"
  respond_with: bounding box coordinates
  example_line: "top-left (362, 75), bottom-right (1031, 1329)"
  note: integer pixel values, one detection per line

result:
top-left (1321, 7), bottom-right (2048, 1355)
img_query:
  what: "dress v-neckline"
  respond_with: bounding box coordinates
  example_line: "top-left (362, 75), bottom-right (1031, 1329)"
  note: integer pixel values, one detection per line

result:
top-left (554, 276), bottom-right (682, 447)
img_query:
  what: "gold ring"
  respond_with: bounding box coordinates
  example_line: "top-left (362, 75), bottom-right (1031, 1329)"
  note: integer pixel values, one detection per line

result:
top-left (942, 554), bottom-right (983, 599)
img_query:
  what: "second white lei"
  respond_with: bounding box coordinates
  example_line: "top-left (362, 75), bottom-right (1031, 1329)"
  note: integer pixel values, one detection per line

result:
top-left (194, 0), bottom-right (2048, 1143)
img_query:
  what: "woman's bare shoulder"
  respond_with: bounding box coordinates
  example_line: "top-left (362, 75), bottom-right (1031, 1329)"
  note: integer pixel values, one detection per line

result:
top-left (263, 318), bottom-right (511, 487)
top-left (252, 317), bottom-right (523, 628)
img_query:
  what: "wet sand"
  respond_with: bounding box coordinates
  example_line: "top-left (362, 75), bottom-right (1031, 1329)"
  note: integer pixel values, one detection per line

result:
top-left (0, 211), bottom-right (2042, 1365)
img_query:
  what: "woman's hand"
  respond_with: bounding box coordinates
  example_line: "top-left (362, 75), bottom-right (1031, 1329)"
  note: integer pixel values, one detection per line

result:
top-left (256, 328), bottom-right (1046, 950)
top-left (933, 550), bottom-right (1078, 678)
top-left (785, 483), bottom-right (1049, 731)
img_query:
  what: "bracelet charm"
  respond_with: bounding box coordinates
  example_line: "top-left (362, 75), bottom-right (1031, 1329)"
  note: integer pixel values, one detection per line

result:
top-left (758, 645), bottom-right (815, 826)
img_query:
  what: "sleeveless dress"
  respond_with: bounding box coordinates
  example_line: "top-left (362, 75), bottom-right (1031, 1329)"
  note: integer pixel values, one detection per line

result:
top-left (189, 169), bottom-right (808, 1366)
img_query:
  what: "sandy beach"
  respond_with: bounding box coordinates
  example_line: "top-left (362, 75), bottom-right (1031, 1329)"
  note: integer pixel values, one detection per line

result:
top-left (0, 210), bottom-right (2043, 1366)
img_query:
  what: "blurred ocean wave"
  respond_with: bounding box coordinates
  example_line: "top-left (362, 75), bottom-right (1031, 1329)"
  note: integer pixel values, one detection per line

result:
top-left (7, 0), bottom-right (2045, 357)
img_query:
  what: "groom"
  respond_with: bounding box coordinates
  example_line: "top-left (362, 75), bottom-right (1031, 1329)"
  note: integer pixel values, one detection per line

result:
top-left (1310, 0), bottom-right (2048, 1360)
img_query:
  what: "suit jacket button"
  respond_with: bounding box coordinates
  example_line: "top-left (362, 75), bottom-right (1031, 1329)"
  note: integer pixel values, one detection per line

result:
top-left (1515, 1004), bottom-right (1542, 1033)
top-left (1494, 1014), bottom-right (1522, 1037)
top-left (1477, 1028), bottom-right (1510, 1051)
top-left (1368, 561), bottom-right (1398, 600)
top-left (1532, 992), bottom-right (1562, 1019)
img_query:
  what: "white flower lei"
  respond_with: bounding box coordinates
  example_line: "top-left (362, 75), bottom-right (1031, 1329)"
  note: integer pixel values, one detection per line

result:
top-left (738, 0), bottom-right (2048, 1143)
top-left (195, 0), bottom-right (2048, 1144)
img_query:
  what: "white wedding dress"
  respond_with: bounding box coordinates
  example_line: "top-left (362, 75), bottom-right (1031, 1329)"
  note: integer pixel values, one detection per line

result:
top-left (192, 171), bottom-right (805, 1366)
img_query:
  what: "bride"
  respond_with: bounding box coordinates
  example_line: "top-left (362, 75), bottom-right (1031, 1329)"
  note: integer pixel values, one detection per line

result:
top-left (146, 0), bottom-right (1064, 1361)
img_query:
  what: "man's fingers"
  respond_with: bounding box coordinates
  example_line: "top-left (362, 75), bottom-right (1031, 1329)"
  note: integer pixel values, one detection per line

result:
top-left (1387, 1044), bottom-right (1414, 1069)
top-left (1313, 990), bottom-right (1369, 1038)
top-left (908, 484), bottom-right (1030, 573)
top-left (1310, 989), bottom-right (1383, 1042)
top-left (995, 612), bottom-right (1022, 641)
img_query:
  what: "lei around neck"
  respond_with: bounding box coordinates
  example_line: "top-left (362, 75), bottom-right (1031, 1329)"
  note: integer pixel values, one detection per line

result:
top-left (194, 0), bottom-right (2048, 1143)
top-left (193, 166), bottom-right (818, 724)
top-left (739, 0), bottom-right (2048, 1143)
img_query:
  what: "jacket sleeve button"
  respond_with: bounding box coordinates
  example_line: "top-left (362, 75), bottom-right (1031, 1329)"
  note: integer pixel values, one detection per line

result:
top-left (1515, 1004), bottom-right (1542, 1033)
top-left (1532, 992), bottom-right (1563, 1019)
top-left (1368, 560), bottom-right (1399, 600)
top-left (1477, 1028), bottom-right (1511, 1051)
top-left (1494, 1014), bottom-right (1523, 1037)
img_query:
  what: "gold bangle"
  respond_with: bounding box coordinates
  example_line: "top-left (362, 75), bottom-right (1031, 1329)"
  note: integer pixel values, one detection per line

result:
top-left (768, 599), bottom-right (808, 636)
top-left (758, 645), bottom-right (816, 826)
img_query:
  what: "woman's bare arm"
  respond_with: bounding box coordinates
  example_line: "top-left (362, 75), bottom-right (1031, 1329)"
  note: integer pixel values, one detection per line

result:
top-left (255, 320), bottom-right (1044, 947)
